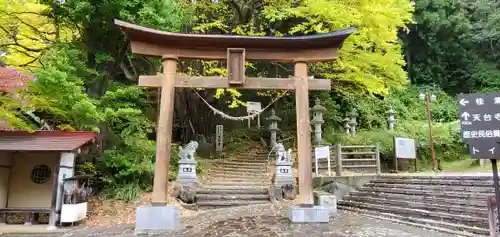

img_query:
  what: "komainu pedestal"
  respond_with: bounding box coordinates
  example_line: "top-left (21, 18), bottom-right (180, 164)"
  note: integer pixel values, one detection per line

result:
top-left (172, 141), bottom-right (198, 204)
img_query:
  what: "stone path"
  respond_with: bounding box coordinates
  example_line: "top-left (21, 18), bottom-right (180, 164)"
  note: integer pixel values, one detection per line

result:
top-left (1, 203), bottom-right (457, 237)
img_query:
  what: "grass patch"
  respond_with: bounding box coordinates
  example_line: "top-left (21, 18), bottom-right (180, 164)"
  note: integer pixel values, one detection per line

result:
top-left (440, 158), bottom-right (491, 172)
top-left (100, 182), bottom-right (144, 201)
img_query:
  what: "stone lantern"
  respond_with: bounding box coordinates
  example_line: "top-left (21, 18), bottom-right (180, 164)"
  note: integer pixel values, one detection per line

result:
top-left (311, 98), bottom-right (327, 145)
top-left (266, 109), bottom-right (282, 148)
top-left (387, 105), bottom-right (395, 130)
top-left (347, 108), bottom-right (358, 137)
top-left (343, 117), bottom-right (351, 136)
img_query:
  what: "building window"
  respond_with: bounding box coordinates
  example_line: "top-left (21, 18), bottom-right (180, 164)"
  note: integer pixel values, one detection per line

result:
top-left (31, 165), bottom-right (51, 184)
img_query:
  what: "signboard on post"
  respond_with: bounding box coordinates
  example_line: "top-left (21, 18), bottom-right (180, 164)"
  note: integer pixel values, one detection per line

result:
top-left (247, 101), bottom-right (262, 114)
top-left (458, 92), bottom-right (500, 229)
top-left (394, 137), bottom-right (416, 159)
top-left (246, 101), bottom-right (262, 128)
top-left (458, 92), bottom-right (500, 159)
top-left (216, 125), bottom-right (223, 152)
top-left (393, 137), bottom-right (417, 172)
top-left (314, 146), bottom-right (331, 177)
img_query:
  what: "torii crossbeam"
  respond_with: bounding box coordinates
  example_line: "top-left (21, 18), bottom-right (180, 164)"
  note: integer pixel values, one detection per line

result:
top-left (115, 19), bottom-right (355, 206)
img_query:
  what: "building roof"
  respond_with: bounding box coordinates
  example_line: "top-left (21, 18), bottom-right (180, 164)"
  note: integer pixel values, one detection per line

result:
top-left (115, 20), bottom-right (356, 51)
top-left (0, 131), bottom-right (97, 151)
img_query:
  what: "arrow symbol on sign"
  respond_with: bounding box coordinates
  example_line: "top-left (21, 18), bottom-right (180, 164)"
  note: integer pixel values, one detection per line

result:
top-left (490, 147), bottom-right (496, 154)
top-left (473, 147), bottom-right (479, 154)
top-left (461, 112), bottom-right (470, 120)
top-left (460, 99), bottom-right (469, 106)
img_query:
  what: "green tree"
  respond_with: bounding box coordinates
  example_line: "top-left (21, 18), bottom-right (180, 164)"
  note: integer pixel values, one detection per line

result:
top-left (403, 0), bottom-right (500, 94)
top-left (191, 0), bottom-right (414, 95)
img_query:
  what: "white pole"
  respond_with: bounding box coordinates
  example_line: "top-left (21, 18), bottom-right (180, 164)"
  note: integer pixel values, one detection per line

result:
top-left (327, 153), bottom-right (331, 176)
top-left (247, 113), bottom-right (251, 128)
top-left (257, 114), bottom-right (261, 129)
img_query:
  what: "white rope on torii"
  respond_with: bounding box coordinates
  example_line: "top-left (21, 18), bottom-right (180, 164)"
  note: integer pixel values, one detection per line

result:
top-left (190, 87), bottom-right (288, 121)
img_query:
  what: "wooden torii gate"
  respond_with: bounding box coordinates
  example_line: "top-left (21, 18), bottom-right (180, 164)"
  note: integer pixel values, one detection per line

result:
top-left (115, 20), bottom-right (355, 205)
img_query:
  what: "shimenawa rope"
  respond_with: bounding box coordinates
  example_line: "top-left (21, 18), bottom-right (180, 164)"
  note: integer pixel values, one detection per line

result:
top-left (184, 74), bottom-right (288, 121)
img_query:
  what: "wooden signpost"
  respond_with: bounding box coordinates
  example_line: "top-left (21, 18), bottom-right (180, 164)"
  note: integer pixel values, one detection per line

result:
top-left (115, 19), bottom-right (355, 208)
top-left (458, 92), bottom-right (500, 230)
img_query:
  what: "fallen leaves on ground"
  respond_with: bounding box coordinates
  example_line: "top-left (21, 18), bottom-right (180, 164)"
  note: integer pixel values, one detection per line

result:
top-left (86, 182), bottom-right (198, 227)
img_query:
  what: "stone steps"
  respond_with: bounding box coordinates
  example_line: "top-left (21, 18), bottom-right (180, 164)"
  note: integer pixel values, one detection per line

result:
top-left (343, 195), bottom-right (488, 218)
top-left (338, 175), bottom-right (494, 236)
top-left (226, 159), bottom-right (268, 164)
top-left (357, 186), bottom-right (491, 200)
top-left (215, 162), bottom-right (266, 168)
top-left (379, 175), bottom-right (493, 181)
top-left (364, 182), bottom-right (494, 193)
top-left (207, 171), bottom-right (265, 177)
top-left (340, 206), bottom-right (489, 236)
top-left (198, 187), bottom-right (268, 194)
top-left (197, 193), bottom-right (269, 200)
top-left (196, 147), bottom-right (271, 209)
top-left (348, 191), bottom-right (487, 208)
top-left (203, 176), bottom-right (263, 182)
top-left (338, 200), bottom-right (488, 228)
top-left (201, 180), bottom-right (267, 186)
top-left (210, 167), bottom-right (266, 173)
top-left (372, 178), bottom-right (494, 187)
top-left (197, 200), bottom-right (270, 209)
top-left (205, 173), bottom-right (262, 179)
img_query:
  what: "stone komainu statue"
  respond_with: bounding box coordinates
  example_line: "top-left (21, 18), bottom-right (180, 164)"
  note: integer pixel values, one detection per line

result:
top-left (178, 141), bottom-right (199, 160)
top-left (275, 142), bottom-right (292, 163)
top-left (172, 141), bottom-right (199, 204)
top-left (271, 143), bottom-right (296, 201)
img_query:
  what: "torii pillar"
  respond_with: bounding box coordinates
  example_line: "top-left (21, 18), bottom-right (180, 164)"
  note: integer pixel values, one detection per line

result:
top-left (151, 55), bottom-right (177, 204)
top-left (294, 61), bottom-right (313, 203)
top-left (115, 19), bottom-right (355, 231)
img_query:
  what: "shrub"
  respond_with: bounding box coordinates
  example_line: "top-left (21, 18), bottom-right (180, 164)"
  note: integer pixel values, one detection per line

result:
top-left (325, 120), bottom-right (466, 169)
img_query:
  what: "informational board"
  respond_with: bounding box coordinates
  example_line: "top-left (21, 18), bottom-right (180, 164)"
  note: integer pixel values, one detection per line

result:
top-left (458, 93), bottom-right (500, 159)
top-left (315, 146), bottom-right (330, 158)
top-left (394, 137), bottom-right (416, 159)
top-left (216, 125), bottom-right (223, 152)
top-left (314, 146), bottom-right (331, 176)
top-left (247, 101), bottom-right (262, 114)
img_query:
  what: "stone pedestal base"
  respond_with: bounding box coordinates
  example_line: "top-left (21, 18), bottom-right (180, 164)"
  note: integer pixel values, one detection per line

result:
top-left (287, 204), bottom-right (329, 223)
top-left (135, 205), bottom-right (180, 235)
top-left (172, 183), bottom-right (196, 203)
top-left (269, 184), bottom-right (297, 201)
top-left (314, 191), bottom-right (337, 217)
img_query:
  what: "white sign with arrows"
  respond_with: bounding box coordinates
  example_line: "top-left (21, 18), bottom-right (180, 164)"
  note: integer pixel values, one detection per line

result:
top-left (460, 98), bottom-right (469, 106)
top-left (461, 112), bottom-right (471, 125)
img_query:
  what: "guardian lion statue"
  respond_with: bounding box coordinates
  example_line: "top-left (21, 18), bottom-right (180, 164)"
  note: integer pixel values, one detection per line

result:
top-left (276, 142), bottom-right (292, 163)
top-left (178, 141), bottom-right (199, 160)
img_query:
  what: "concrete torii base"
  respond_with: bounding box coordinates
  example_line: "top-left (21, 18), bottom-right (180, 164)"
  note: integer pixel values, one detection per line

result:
top-left (134, 205), bottom-right (180, 235)
top-left (287, 204), bottom-right (330, 223)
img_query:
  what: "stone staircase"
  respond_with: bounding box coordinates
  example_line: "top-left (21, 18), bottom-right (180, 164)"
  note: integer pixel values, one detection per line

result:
top-left (197, 149), bottom-right (271, 209)
top-left (338, 175), bottom-right (494, 237)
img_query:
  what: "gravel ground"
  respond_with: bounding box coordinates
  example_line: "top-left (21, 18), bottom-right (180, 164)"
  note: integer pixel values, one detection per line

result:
top-left (0, 203), bottom-right (457, 237)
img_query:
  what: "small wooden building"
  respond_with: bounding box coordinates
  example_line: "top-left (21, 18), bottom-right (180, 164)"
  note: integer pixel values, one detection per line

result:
top-left (0, 130), bottom-right (96, 227)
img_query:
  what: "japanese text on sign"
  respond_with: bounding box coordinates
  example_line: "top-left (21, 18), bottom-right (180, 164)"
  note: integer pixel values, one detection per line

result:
top-left (459, 92), bottom-right (500, 141)
top-left (459, 92), bottom-right (500, 159)
top-left (462, 130), bottom-right (500, 139)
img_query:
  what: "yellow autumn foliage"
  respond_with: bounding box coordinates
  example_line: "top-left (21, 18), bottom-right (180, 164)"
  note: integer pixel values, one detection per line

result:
top-left (0, 0), bottom-right (76, 68)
